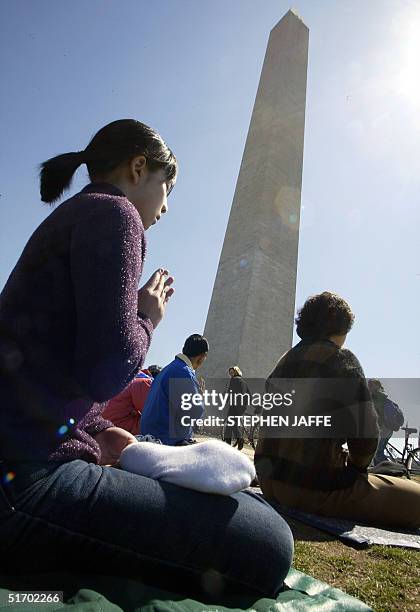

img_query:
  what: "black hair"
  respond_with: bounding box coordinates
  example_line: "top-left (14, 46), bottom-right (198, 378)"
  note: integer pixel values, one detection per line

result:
top-left (148, 365), bottom-right (162, 378)
top-left (182, 334), bottom-right (209, 358)
top-left (295, 291), bottom-right (355, 340)
top-left (39, 119), bottom-right (178, 204)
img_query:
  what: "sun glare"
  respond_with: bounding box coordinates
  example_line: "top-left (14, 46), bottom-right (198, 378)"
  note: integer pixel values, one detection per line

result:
top-left (395, 8), bottom-right (420, 105)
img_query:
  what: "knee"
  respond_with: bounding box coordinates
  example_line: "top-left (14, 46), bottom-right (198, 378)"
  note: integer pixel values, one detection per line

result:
top-left (261, 509), bottom-right (294, 594)
top-left (244, 502), bottom-right (294, 596)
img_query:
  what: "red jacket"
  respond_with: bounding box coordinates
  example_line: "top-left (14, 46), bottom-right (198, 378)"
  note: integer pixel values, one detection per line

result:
top-left (102, 371), bottom-right (153, 435)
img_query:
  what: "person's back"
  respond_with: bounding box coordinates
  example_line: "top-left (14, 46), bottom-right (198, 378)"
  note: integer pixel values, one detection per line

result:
top-left (227, 375), bottom-right (250, 417)
top-left (140, 358), bottom-right (184, 443)
top-left (141, 357), bottom-right (201, 444)
top-left (102, 371), bottom-right (154, 435)
top-left (256, 338), bottom-right (377, 491)
top-left (368, 379), bottom-right (403, 465)
top-left (256, 291), bottom-right (420, 529)
top-left (141, 335), bottom-right (208, 445)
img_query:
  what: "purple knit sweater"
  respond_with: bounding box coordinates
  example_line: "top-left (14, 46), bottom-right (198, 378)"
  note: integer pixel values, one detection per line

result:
top-left (0, 183), bottom-right (153, 464)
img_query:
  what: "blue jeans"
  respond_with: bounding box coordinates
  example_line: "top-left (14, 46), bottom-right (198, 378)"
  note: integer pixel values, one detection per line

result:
top-left (0, 459), bottom-right (293, 600)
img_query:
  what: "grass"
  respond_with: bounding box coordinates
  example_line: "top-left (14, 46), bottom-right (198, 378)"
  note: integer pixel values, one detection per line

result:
top-left (289, 471), bottom-right (420, 610)
top-left (284, 467), bottom-right (420, 610)
top-left (291, 525), bottom-right (420, 611)
top-left (196, 434), bottom-right (420, 611)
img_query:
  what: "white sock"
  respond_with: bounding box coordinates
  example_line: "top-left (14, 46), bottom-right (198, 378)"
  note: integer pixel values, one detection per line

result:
top-left (120, 439), bottom-right (256, 495)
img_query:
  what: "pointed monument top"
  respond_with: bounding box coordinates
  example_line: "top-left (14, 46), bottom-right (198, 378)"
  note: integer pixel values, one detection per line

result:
top-left (271, 8), bottom-right (308, 32)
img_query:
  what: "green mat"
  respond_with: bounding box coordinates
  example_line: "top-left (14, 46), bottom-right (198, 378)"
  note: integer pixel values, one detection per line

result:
top-left (0, 568), bottom-right (371, 611)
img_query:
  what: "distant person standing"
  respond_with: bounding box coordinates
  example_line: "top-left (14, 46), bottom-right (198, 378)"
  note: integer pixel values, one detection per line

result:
top-left (368, 379), bottom-right (404, 465)
top-left (141, 335), bottom-right (208, 445)
top-left (224, 366), bottom-right (249, 451)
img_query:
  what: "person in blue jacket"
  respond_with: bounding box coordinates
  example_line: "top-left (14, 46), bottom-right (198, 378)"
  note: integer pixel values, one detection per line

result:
top-left (141, 334), bottom-right (208, 445)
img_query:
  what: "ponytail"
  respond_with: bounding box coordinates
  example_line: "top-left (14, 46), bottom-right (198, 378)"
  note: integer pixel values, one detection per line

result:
top-left (39, 119), bottom-right (177, 206)
top-left (40, 151), bottom-right (85, 204)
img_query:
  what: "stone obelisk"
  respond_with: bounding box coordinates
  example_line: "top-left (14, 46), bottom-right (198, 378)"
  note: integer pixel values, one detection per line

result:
top-left (202, 10), bottom-right (309, 379)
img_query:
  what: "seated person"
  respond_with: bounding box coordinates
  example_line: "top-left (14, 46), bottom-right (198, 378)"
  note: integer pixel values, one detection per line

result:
top-left (141, 334), bottom-right (208, 445)
top-left (368, 378), bottom-right (403, 465)
top-left (102, 369), bottom-right (154, 435)
top-left (255, 291), bottom-right (420, 528)
top-left (0, 119), bottom-right (293, 598)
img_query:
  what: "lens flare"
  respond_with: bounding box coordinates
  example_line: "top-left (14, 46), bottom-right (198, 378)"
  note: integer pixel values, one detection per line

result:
top-left (3, 471), bottom-right (15, 484)
top-left (393, 4), bottom-right (420, 107)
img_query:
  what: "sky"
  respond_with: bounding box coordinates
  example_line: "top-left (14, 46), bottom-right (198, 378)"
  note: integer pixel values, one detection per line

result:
top-left (0, 0), bottom-right (419, 426)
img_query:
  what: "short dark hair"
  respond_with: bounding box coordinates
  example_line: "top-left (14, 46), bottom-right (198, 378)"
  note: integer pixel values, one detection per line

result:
top-left (147, 365), bottom-right (162, 378)
top-left (295, 292), bottom-right (355, 340)
top-left (40, 119), bottom-right (177, 204)
top-left (182, 334), bottom-right (209, 358)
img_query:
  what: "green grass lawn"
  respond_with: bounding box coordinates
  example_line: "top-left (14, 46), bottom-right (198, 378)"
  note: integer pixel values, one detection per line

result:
top-left (196, 434), bottom-right (420, 610)
top-left (280, 466), bottom-right (420, 610)
top-left (291, 519), bottom-right (420, 611)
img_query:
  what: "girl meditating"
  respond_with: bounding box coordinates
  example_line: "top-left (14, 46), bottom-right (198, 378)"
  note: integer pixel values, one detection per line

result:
top-left (0, 119), bottom-right (293, 599)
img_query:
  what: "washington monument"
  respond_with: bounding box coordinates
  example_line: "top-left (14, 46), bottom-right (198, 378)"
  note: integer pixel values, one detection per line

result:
top-left (202, 10), bottom-right (309, 378)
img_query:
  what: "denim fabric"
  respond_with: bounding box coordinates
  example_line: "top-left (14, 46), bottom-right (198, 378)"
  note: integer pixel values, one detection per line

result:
top-left (0, 459), bottom-right (293, 599)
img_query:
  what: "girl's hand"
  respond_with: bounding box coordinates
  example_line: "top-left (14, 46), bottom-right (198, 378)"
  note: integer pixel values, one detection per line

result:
top-left (137, 269), bottom-right (174, 328)
top-left (94, 426), bottom-right (137, 466)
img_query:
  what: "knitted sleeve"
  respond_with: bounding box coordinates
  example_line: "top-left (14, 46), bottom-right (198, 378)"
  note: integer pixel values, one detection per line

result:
top-left (70, 199), bottom-right (153, 402)
top-left (78, 402), bottom-right (115, 437)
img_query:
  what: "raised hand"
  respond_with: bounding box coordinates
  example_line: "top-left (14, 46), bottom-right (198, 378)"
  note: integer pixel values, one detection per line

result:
top-left (137, 269), bottom-right (175, 328)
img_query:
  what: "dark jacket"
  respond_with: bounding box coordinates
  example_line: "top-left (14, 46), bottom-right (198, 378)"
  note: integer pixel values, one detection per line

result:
top-left (227, 375), bottom-right (250, 417)
top-left (370, 389), bottom-right (394, 434)
top-left (255, 339), bottom-right (379, 491)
